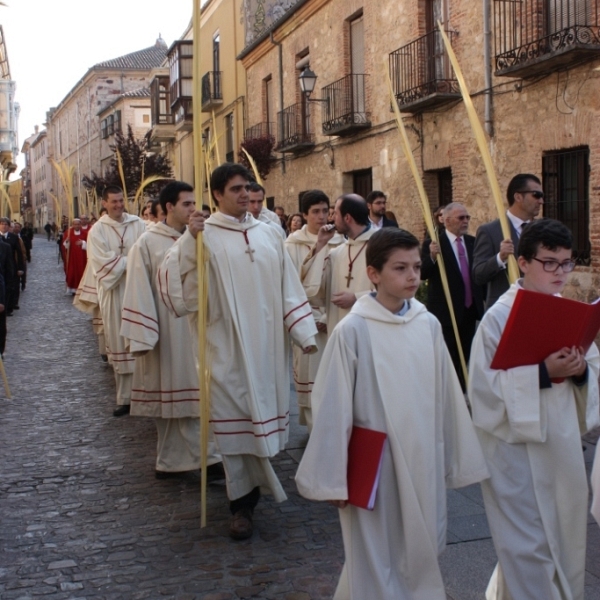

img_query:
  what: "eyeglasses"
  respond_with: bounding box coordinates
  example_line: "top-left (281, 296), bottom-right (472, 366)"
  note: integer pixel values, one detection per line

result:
top-left (517, 190), bottom-right (544, 200)
top-left (456, 215), bottom-right (471, 221)
top-left (531, 257), bottom-right (575, 273)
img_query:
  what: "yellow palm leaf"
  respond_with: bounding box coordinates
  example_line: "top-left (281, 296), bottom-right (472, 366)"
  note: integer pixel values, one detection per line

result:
top-left (240, 147), bottom-right (263, 188)
top-left (133, 175), bottom-right (171, 214)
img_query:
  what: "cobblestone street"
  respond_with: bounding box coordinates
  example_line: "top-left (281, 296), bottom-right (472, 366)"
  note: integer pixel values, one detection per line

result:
top-left (1, 237), bottom-right (599, 600)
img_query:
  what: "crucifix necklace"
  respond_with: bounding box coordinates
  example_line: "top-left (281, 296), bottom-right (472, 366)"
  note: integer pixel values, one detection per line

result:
top-left (219, 226), bottom-right (256, 262)
top-left (110, 225), bottom-right (128, 254)
top-left (346, 241), bottom-right (368, 287)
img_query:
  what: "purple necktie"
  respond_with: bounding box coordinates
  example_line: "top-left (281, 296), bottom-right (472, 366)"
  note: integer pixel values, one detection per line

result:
top-left (456, 237), bottom-right (472, 308)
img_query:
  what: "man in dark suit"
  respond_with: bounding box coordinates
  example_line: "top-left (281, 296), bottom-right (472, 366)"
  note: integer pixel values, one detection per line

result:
top-left (366, 191), bottom-right (397, 229)
top-left (472, 173), bottom-right (544, 310)
top-left (0, 217), bottom-right (25, 314)
top-left (422, 202), bottom-right (484, 391)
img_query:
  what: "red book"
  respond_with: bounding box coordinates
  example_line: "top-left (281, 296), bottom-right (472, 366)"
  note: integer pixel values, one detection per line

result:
top-left (491, 289), bottom-right (600, 373)
top-left (347, 425), bottom-right (387, 511)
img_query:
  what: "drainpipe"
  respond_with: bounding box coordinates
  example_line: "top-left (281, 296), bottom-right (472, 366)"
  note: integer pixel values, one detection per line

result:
top-left (483, 0), bottom-right (494, 136)
top-left (270, 32), bottom-right (285, 175)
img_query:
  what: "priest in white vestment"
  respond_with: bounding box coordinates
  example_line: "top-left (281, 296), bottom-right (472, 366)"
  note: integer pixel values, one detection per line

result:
top-left (247, 181), bottom-right (285, 238)
top-left (86, 186), bottom-right (146, 416)
top-left (285, 190), bottom-right (343, 431)
top-left (297, 228), bottom-right (489, 600)
top-left (120, 182), bottom-right (220, 477)
top-left (468, 219), bottom-right (600, 600)
top-left (158, 163), bottom-right (317, 540)
top-left (302, 194), bottom-right (376, 337)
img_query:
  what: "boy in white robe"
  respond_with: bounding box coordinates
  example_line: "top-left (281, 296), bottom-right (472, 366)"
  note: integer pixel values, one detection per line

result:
top-left (285, 190), bottom-right (344, 431)
top-left (468, 218), bottom-right (600, 600)
top-left (296, 228), bottom-right (489, 600)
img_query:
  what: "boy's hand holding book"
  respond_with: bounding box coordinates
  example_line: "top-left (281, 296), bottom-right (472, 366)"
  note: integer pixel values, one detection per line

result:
top-left (544, 346), bottom-right (587, 380)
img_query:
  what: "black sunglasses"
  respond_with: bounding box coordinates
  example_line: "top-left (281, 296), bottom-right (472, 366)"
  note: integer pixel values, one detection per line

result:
top-left (517, 190), bottom-right (544, 200)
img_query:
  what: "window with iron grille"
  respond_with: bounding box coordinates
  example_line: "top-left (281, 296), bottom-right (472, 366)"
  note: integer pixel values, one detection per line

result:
top-left (542, 146), bottom-right (590, 265)
top-left (101, 119), bottom-right (108, 140)
top-left (107, 114), bottom-right (114, 136)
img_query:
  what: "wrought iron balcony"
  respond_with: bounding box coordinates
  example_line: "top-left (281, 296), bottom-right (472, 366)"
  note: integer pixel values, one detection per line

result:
top-left (201, 71), bottom-right (223, 112)
top-left (494, 0), bottom-right (600, 77)
top-left (321, 74), bottom-right (371, 137)
top-left (275, 103), bottom-right (315, 153)
top-left (245, 122), bottom-right (275, 139)
top-left (389, 30), bottom-right (460, 113)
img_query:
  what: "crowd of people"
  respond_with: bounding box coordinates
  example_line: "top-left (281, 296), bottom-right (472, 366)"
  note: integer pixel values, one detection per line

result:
top-left (61, 164), bottom-right (600, 600)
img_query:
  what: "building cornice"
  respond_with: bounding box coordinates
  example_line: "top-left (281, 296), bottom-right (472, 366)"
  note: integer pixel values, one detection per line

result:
top-left (239, 0), bottom-right (329, 68)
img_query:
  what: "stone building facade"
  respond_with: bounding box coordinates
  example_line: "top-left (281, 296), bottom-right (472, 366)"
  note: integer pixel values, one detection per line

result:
top-left (45, 39), bottom-right (167, 219)
top-left (21, 127), bottom-right (51, 227)
top-left (240, 0), bottom-right (600, 299)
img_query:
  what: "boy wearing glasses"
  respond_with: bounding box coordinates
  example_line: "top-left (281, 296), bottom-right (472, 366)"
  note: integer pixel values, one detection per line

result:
top-left (473, 173), bottom-right (545, 309)
top-left (469, 218), bottom-right (600, 600)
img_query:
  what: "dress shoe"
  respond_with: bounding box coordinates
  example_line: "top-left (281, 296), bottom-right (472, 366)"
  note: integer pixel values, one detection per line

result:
top-left (113, 405), bottom-right (130, 417)
top-left (155, 469), bottom-right (187, 479)
top-left (229, 508), bottom-right (253, 540)
top-left (13, 305), bottom-right (19, 309)
top-left (100, 354), bottom-right (108, 363)
top-left (206, 462), bottom-right (226, 481)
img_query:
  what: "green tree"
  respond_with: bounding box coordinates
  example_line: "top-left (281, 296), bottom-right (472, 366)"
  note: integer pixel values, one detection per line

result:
top-left (82, 124), bottom-right (173, 198)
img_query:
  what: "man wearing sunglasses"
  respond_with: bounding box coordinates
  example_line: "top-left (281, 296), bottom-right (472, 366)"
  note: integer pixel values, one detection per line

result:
top-left (473, 173), bottom-right (544, 309)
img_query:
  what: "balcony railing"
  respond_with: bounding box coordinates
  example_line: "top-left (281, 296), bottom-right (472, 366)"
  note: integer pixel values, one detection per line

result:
top-left (276, 103), bottom-right (314, 153)
top-left (322, 74), bottom-right (371, 137)
top-left (494, 0), bottom-right (600, 77)
top-left (389, 30), bottom-right (460, 113)
top-left (201, 71), bottom-right (223, 111)
top-left (245, 122), bottom-right (275, 139)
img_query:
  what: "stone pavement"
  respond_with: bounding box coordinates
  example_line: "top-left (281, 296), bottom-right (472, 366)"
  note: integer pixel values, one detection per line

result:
top-left (0, 236), bottom-right (598, 600)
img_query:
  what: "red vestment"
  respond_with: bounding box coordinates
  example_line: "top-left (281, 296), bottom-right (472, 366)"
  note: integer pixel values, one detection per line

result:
top-left (65, 227), bottom-right (88, 289)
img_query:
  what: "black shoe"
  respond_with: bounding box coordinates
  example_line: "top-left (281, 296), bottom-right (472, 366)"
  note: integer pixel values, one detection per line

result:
top-left (155, 469), bottom-right (187, 480)
top-left (100, 354), bottom-right (108, 363)
top-left (13, 306), bottom-right (19, 310)
top-left (206, 462), bottom-right (226, 481)
top-left (229, 508), bottom-right (254, 540)
top-left (113, 405), bottom-right (130, 417)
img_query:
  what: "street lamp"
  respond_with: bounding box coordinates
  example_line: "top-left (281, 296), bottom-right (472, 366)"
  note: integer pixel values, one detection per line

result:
top-left (299, 68), bottom-right (328, 105)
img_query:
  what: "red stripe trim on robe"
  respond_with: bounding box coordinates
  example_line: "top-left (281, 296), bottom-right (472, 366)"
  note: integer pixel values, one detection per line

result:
top-left (211, 424), bottom-right (289, 438)
top-left (132, 387), bottom-right (200, 393)
top-left (288, 311), bottom-right (311, 333)
top-left (159, 269), bottom-right (180, 318)
top-left (123, 307), bottom-right (158, 324)
top-left (284, 300), bottom-right (310, 321)
top-left (211, 412), bottom-right (289, 425)
top-left (121, 317), bottom-right (159, 335)
top-left (98, 256), bottom-right (122, 282)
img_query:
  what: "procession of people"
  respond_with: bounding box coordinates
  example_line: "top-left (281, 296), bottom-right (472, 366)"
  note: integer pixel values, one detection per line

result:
top-left (20, 163), bottom-right (593, 600)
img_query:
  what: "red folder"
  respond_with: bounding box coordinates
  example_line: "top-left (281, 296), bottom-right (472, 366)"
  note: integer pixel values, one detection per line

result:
top-left (347, 425), bottom-right (387, 511)
top-left (491, 289), bottom-right (600, 371)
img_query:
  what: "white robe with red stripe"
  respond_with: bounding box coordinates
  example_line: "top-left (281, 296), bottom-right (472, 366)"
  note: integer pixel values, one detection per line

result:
top-left (285, 225), bottom-right (343, 429)
top-left (86, 213), bottom-right (146, 374)
top-left (159, 213), bottom-right (317, 500)
top-left (120, 222), bottom-right (200, 419)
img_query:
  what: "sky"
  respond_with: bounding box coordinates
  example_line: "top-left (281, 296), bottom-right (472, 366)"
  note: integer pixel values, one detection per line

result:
top-left (2, 0), bottom-right (195, 174)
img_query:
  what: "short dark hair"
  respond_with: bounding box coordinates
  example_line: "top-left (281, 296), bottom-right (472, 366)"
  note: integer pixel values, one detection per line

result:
top-left (506, 174), bottom-right (541, 206)
top-left (102, 185), bottom-right (123, 200)
top-left (150, 197), bottom-right (163, 218)
top-left (201, 204), bottom-right (211, 212)
top-left (338, 194), bottom-right (370, 226)
top-left (248, 182), bottom-right (265, 195)
top-left (159, 181), bottom-right (194, 213)
top-left (366, 228), bottom-right (420, 271)
top-left (300, 190), bottom-right (329, 215)
top-left (518, 218), bottom-right (572, 261)
top-left (210, 163), bottom-right (252, 203)
top-left (366, 190), bottom-right (386, 205)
